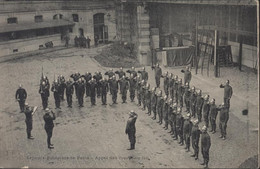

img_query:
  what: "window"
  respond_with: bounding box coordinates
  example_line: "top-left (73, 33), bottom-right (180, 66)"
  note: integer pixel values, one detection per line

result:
top-left (69, 28), bottom-right (73, 33)
top-left (35, 15), bottom-right (43, 22)
top-left (7, 17), bottom-right (17, 24)
top-left (72, 14), bottom-right (79, 22)
top-left (53, 14), bottom-right (63, 20)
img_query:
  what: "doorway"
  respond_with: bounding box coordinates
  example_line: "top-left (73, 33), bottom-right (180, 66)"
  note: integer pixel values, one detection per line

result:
top-left (93, 13), bottom-right (108, 43)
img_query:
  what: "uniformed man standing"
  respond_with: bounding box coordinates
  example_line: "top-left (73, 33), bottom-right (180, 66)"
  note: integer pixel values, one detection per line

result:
top-left (51, 80), bottom-right (61, 109)
top-left (105, 69), bottom-right (115, 94)
top-left (176, 107), bottom-right (184, 145)
top-left (218, 102), bottom-right (229, 140)
top-left (167, 100), bottom-right (174, 134)
top-left (89, 78), bottom-right (97, 106)
top-left (173, 75), bottom-right (179, 102)
top-left (23, 103), bottom-right (37, 139)
top-left (177, 79), bottom-right (185, 108)
top-left (65, 78), bottom-right (74, 108)
top-left (183, 113), bottom-right (192, 152)
top-left (70, 72), bottom-right (81, 98)
top-left (209, 98), bottom-right (218, 134)
top-left (119, 76), bottom-right (129, 103)
top-left (168, 73), bottom-right (174, 100)
top-left (162, 95), bottom-right (169, 129)
top-left (172, 104), bottom-right (178, 140)
top-left (43, 108), bottom-right (56, 149)
top-left (145, 84), bottom-right (152, 116)
top-left (161, 71), bottom-right (169, 97)
top-left (77, 78), bottom-right (86, 107)
top-left (59, 75), bottom-right (66, 101)
top-left (202, 95), bottom-right (210, 128)
top-left (196, 90), bottom-right (204, 122)
top-left (109, 75), bottom-right (119, 104)
top-left (128, 74), bottom-right (137, 102)
top-left (141, 80), bottom-right (146, 110)
top-left (125, 110), bottom-right (138, 150)
top-left (200, 125), bottom-right (211, 168)
top-left (39, 81), bottom-right (49, 110)
top-left (126, 67), bottom-right (137, 78)
top-left (115, 67), bottom-right (126, 79)
top-left (83, 72), bottom-right (92, 97)
top-left (16, 84), bottom-right (27, 112)
top-left (191, 119), bottom-right (200, 160)
top-left (152, 63), bottom-right (162, 88)
top-left (190, 86), bottom-right (197, 118)
top-left (138, 67), bottom-right (148, 82)
top-left (136, 75), bottom-right (142, 106)
top-left (151, 87), bottom-right (157, 120)
top-left (94, 71), bottom-right (102, 97)
top-left (100, 78), bottom-right (109, 105)
top-left (156, 90), bottom-right (164, 125)
top-left (181, 66), bottom-right (192, 85)
top-left (220, 80), bottom-right (233, 110)
top-left (184, 82), bottom-right (191, 112)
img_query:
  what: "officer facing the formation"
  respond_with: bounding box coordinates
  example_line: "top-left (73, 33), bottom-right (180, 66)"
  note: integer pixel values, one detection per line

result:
top-left (43, 108), bottom-right (56, 149)
top-left (191, 119), bottom-right (200, 160)
top-left (183, 113), bottom-right (192, 152)
top-left (200, 125), bottom-right (211, 168)
top-left (218, 102), bottom-right (229, 140)
top-left (15, 84), bottom-right (27, 112)
top-left (39, 81), bottom-right (50, 110)
top-left (138, 67), bottom-right (148, 82)
top-left (220, 80), bottom-right (233, 110)
top-left (209, 98), bottom-right (218, 133)
top-left (128, 74), bottom-right (137, 102)
top-left (51, 80), bottom-right (61, 109)
top-left (125, 110), bottom-right (138, 150)
top-left (202, 95), bottom-right (210, 128)
top-left (77, 78), bottom-right (86, 107)
top-left (100, 78), bottom-right (109, 105)
top-left (181, 66), bottom-right (192, 85)
top-left (152, 63), bottom-right (162, 88)
top-left (23, 103), bottom-right (37, 139)
top-left (119, 76), bottom-right (129, 103)
top-left (65, 78), bottom-right (74, 108)
top-left (109, 75), bottom-right (119, 104)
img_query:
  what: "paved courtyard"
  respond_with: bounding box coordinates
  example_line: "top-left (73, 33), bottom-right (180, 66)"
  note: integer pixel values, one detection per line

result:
top-left (0, 46), bottom-right (258, 168)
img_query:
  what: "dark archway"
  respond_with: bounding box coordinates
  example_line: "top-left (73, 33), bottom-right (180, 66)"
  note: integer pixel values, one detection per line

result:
top-left (93, 13), bottom-right (108, 43)
top-left (79, 28), bottom-right (84, 37)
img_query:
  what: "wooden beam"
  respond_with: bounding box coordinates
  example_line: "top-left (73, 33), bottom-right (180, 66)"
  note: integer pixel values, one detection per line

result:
top-left (197, 25), bottom-right (256, 37)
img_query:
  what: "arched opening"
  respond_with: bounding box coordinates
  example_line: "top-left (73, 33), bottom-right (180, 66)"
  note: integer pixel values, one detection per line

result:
top-left (93, 13), bottom-right (108, 43)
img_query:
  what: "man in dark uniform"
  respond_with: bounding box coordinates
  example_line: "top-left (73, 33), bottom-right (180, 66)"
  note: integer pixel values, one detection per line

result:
top-left (136, 75), bottom-right (142, 106)
top-left (138, 67), bottom-right (148, 82)
top-left (94, 71), bottom-right (102, 97)
top-left (109, 75), bottom-right (119, 104)
top-left (177, 79), bottom-right (185, 108)
top-left (119, 76), bottom-right (129, 103)
top-left (167, 100), bottom-right (173, 134)
top-left (100, 77), bottom-right (109, 105)
top-left (190, 86), bottom-right (197, 118)
top-left (220, 80), bottom-right (233, 110)
top-left (74, 36), bottom-right (79, 47)
top-left (181, 66), bottom-right (192, 85)
top-left (65, 78), bottom-right (74, 108)
top-left (161, 71), bottom-right (169, 97)
top-left (77, 78), bottom-right (86, 107)
top-left (16, 84), bottom-right (27, 112)
top-left (196, 90), bottom-right (204, 122)
top-left (141, 80), bottom-right (146, 110)
top-left (191, 119), bottom-right (200, 160)
top-left (200, 125), bottom-right (211, 168)
top-left (145, 84), bottom-right (152, 116)
top-left (183, 113), bottom-right (192, 152)
top-left (152, 63), bottom-right (162, 88)
top-left (125, 110), bottom-right (138, 150)
top-left (209, 98), bottom-right (218, 134)
top-left (156, 90), bottom-right (164, 125)
top-left (105, 69), bottom-right (115, 95)
top-left (40, 76), bottom-right (50, 90)
top-left (202, 95), bottom-right (210, 128)
top-left (172, 103), bottom-right (178, 140)
top-left (23, 103), bottom-right (37, 139)
top-left (89, 78), bottom-right (97, 106)
top-left (162, 96), bottom-right (169, 129)
top-left (128, 74), bottom-right (137, 102)
top-left (184, 82), bottom-right (191, 112)
top-left (59, 75), bottom-right (66, 101)
top-left (126, 67), bottom-right (138, 78)
top-left (168, 73), bottom-right (174, 100)
top-left (43, 108), bottom-right (56, 149)
top-left (71, 72), bottom-right (81, 98)
top-left (151, 87), bottom-right (157, 120)
top-left (173, 75), bottom-right (179, 103)
top-left (83, 72), bottom-right (92, 97)
top-left (86, 36), bottom-right (91, 48)
top-left (176, 107), bottom-right (184, 145)
top-left (39, 81), bottom-right (49, 110)
top-left (51, 80), bottom-right (61, 109)
top-left (218, 102), bottom-right (229, 140)
top-left (115, 67), bottom-right (126, 79)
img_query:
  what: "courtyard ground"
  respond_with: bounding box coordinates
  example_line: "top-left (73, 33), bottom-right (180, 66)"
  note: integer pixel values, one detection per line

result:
top-left (0, 45), bottom-right (258, 168)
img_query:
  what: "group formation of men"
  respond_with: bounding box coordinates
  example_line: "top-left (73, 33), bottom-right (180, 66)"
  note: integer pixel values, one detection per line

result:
top-left (74, 36), bottom-right (91, 48)
top-left (16, 64), bottom-right (233, 167)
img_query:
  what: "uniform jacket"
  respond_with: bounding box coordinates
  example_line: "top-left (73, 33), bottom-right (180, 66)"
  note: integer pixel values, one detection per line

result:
top-left (183, 119), bottom-right (192, 135)
top-left (65, 81), bottom-right (74, 95)
top-left (201, 132), bottom-right (211, 151)
top-left (43, 112), bottom-right (56, 129)
top-left (202, 100), bottom-right (210, 117)
top-left (16, 88), bottom-right (27, 100)
top-left (191, 125), bottom-right (200, 142)
top-left (109, 79), bottom-right (119, 92)
top-left (196, 94), bottom-right (204, 110)
top-left (219, 107), bottom-right (229, 123)
top-left (138, 70), bottom-right (148, 81)
top-left (125, 116), bottom-right (137, 134)
top-left (209, 104), bottom-right (218, 120)
top-left (220, 84), bottom-right (233, 99)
